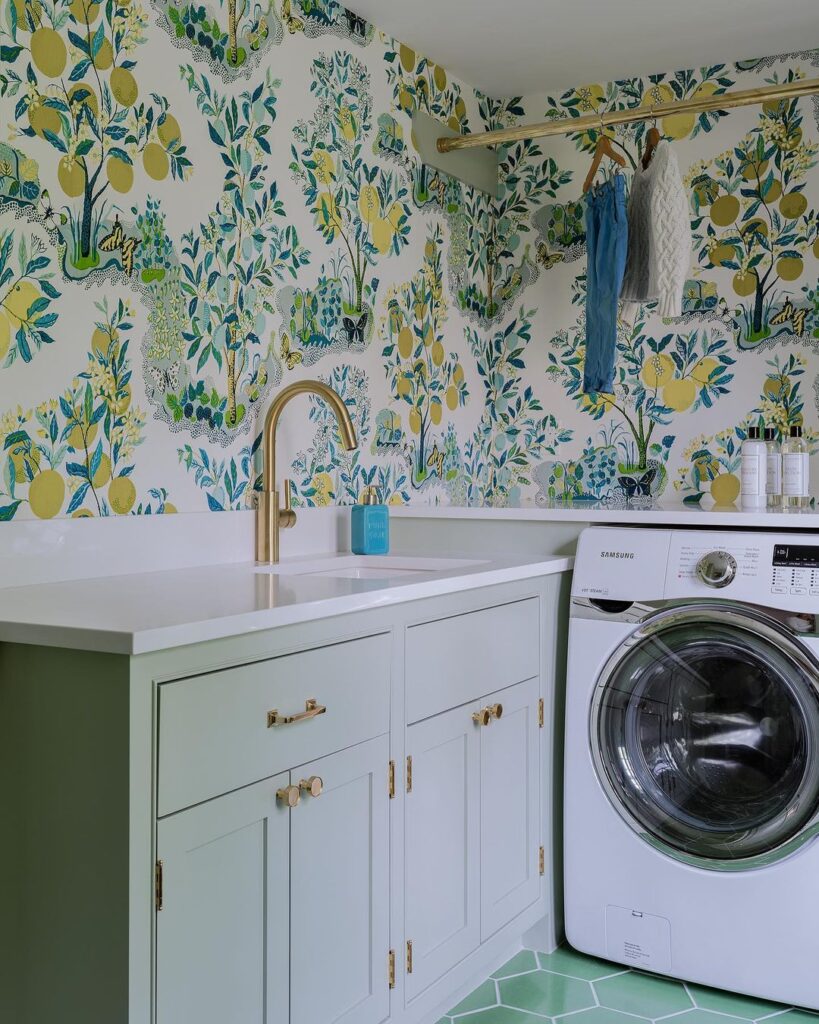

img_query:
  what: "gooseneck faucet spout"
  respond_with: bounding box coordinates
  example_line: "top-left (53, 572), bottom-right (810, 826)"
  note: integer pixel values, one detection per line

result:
top-left (256, 380), bottom-right (358, 563)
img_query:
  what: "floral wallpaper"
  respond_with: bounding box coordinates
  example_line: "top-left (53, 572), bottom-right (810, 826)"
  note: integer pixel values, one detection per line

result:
top-left (0, 1), bottom-right (817, 520)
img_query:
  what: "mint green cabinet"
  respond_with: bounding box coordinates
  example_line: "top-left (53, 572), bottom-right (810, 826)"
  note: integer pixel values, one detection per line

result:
top-left (156, 773), bottom-right (290, 1024)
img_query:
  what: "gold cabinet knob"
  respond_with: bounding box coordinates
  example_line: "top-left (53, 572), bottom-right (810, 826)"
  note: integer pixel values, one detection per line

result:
top-left (299, 775), bottom-right (323, 798)
top-left (276, 784), bottom-right (301, 808)
top-left (472, 703), bottom-right (503, 726)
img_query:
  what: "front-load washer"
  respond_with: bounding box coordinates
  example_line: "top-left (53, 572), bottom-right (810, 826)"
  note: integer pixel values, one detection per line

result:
top-left (565, 526), bottom-right (819, 1008)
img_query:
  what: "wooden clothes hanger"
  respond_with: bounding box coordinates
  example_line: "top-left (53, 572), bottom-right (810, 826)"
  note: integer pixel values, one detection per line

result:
top-left (641, 107), bottom-right (661, 169)
top-left (583, 117), bottom-right (627, 194)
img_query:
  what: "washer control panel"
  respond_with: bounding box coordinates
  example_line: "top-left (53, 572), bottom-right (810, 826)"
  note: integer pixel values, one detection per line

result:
top-left (772, 543), bottom-right (819, 596)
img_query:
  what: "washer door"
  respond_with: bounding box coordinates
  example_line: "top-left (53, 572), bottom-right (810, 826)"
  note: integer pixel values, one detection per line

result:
top-left (592, 603), bottom-right (819, 868)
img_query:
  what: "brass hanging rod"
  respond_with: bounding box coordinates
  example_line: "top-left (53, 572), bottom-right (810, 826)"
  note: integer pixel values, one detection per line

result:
top-left (437, 77), bottom-right (819, 153)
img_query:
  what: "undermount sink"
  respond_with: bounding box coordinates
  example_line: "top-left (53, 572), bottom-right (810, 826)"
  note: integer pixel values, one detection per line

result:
top-left (254, 555), bottom-right (487, 580)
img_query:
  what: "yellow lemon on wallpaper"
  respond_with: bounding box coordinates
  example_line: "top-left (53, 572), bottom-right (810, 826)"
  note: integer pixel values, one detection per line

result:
top-left (58, 156), bottom-right (85, 197)
top-left (776, 256), bottom-right (804, 281)
top-left (732, 270), bottom-right (758, 297)
top-left (397, 326), bottom-right (413, 359)
top-left (741, 216), bottom-right (768, 239)
top-left (386, 201), bottom-right (403, 231)
top-left (91, 326), bottom-right (117, 355)
top-left (143, 142), bottom-right (169, 181)
top-left (11, 445), bottom-right (40, 483)
top-left (641, 352), bottom-right (674, 388)
top-left (710, 194), bottom-right (739, 226)
top-left (4, 280), bottom-right (41, 328)
top-left (115, 385), bottom-right (131, 414)
top-left (388, 492), bottom-right (404, 506)
top-left (454, 96), bottom-right (466, 119)
top-left (431, 340), bottom-right (444, 367)
top-left (371, 217), bottom-right (393, 254)
top-left (311, 148), bottom-right (334, 184)
top-left (762, 178), bottom-right (781, 203)
top-left (408, 408), bottom-right (421, 435)
top-left (453, 362), bottom-right (464, 385)
top-left (0, 312), bottom-right (10, 360)
top-left (779, 191), bottom-right (807, 219)
top-left (447, 115), bottom-right (461, 132)
top-left (72, 508), bottom-right (93, 517)
top-left (430, 398), bottom-right (443, 425)
top-left (67, 420), bottom-right (97, 450)
top-left (13, 0), bottom-right (42, 25)
top-left (31, 27), bottom-right (67, 77)
top-left (91, 453), bottom-right (112, 488)
top-left (663, 377), bottom-right (697, 412)
top-left (763, 376), bottom-right (786, 400)
top-left (70, 0), bottom-right (100, 22)
top-left (157, 113), bottom-right (182, 147)
top-left (358, 184), bottom-right (380, 223)
top-left (28, 469), bottom-right (65, 519)
top-left (110, 66), bottom-right (138, 107)
top-left (107, 155), bottom-right (133, 193)
top-left (93, 36), bottom-right (113, 69)
top-left (399, 44), bottom-right (415, 72)
top-left (68, 81), bottom-right (98, 118)
top-left (163, 502), bottom-right (177, 514)
top-left (445, 384), bottom-right (459, 411)
top-left (708, 243), bottom-right (735, 267)
top-left (396, 374), bottom-right (412, 398)
top-left (412, 357), bottom-right (427, 381)
top-left (397, 86), bottom-right (413, 113)
top-left (691, 356), bottom-right (719, 386)
top-left (432, 64), bottom-right (447, 91)
top-left (710, 473), bottom-right (741, 505)
top-left (109, 475), bottom-right (136, 514)
top-left (741, 159), bottom-right (768, 180)
top-left (781, 127), bottom-right (802, 152)
top-left (662, 81), bottom-right (718, 140)
top-left (27, 100), bottom-right (61, 139)
top-left (422, 323), bottom-right (434, 348)
top-left (813, 238), bottom-right (819, 260)
top-left (311, 472), bottom-right (333, 505)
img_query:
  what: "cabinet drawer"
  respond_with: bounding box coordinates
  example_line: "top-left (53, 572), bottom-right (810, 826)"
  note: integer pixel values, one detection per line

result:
top-left (158, 633), bottom-right (391, 816)
top-left (405, 599), bottom-right (539, 723)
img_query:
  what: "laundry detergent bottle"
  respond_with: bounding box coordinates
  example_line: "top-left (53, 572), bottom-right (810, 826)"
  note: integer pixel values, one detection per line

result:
top-left (351, 486), bottom-right (390, 555)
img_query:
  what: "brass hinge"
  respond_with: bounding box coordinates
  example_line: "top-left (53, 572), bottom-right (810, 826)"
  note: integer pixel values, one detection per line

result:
top-left (406, 755), bottom-right (412, 793)
top-left (388, 760), bottom-right (395, 798)
top-left (155, 860), bottom-right (163, 911)
top-left (406, 939), bottom-right (413, 974)
top-left (538, 845), bottom-right (545, 876)
top-left (388, 949), bottom-right (396, 989)
top-left (538, 698), bottom-right (544, 728)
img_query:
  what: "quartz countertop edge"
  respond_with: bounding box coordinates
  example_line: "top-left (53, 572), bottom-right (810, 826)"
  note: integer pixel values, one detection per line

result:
top-left (0, 554), bottom-right (574, 656)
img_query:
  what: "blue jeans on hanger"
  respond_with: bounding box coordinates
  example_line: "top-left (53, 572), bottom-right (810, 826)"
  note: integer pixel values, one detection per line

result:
top-left (583, 175), bottom-right (627, 394)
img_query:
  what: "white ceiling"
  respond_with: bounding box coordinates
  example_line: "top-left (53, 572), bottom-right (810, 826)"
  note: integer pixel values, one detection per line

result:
top-left (350, 0), bottom-right (819, 98)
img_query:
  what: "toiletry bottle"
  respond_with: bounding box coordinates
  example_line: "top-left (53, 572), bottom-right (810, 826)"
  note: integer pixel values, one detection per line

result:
top-left (764, 427), bottom-right (781, 509)
top-left (351, 486), bottom-right (389, 555)
top-left (740, 425), bottom-right (766, 510)
top-left (782, 425), bottom-right (809, 510)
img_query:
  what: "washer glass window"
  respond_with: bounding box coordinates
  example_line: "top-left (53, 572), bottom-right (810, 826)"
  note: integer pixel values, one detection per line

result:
top-left (594, 606), bottom-right (819, 863)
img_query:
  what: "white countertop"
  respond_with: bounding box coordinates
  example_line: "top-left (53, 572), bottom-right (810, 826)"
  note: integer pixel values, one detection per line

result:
top-left (390, 500), bottom-right (819, 528)
top-left (0, 551), bottom-right (573, 656)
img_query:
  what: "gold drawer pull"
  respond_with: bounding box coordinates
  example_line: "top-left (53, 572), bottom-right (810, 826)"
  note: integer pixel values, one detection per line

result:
top-left (276, 784), bottom-right (301, 808)
top-left (472, 703), bottom-right (503, 727)
top-left (267, 698), bottom-right (327, 728)
top-left (299, 775), bottom-right (323, 798)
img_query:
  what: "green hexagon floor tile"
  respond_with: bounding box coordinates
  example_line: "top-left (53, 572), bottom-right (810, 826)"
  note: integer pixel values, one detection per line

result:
top-left (441, 944), bottom-right (807, 1024)
top-left (500, 971), bottom-right (596, 1016)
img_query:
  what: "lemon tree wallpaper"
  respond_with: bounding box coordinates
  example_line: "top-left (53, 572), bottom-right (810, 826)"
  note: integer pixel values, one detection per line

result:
top-left (0, 0), bottom-right (817, 519)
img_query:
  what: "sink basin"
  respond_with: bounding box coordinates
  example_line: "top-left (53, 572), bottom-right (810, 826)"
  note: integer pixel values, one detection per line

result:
top-left (254, 555), bottom-right (487, 580)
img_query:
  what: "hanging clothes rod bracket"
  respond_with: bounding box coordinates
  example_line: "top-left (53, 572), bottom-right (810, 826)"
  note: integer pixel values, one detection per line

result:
top-left (436, 77), bottom-right (819, 153)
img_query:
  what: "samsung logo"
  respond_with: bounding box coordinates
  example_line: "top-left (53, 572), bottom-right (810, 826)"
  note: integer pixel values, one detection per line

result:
top-left (600, 551), bottom-right (635, 559)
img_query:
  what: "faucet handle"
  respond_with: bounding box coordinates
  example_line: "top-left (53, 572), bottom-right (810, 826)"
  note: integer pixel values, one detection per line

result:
top-left (279, 478), bottom-right (296, 529)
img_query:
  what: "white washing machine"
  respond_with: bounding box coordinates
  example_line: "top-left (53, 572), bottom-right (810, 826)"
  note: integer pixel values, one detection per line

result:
top-left (566, 526), bottom-right (819, 1008)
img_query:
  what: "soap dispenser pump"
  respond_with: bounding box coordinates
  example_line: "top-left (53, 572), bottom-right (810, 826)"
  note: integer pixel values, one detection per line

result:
top-left (351, 486), bottom-right (389, 555)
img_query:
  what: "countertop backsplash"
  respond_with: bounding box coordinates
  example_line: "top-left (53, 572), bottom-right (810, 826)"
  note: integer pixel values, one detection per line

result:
top-left (0, 5), bottom-right (816, 522)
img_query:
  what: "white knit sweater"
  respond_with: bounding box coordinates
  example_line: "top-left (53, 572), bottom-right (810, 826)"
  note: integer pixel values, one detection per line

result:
top-left (620, 141), bottom-right (691, 319)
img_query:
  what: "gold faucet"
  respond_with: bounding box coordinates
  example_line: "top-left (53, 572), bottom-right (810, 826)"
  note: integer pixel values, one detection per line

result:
top-left (256, 380), bottom-right (358, 563)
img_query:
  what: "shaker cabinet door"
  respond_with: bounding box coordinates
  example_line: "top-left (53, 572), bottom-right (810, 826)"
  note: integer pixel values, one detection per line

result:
top-left (480, 677), bottom-right (540, 940)
top-left (156, 774), bottom-right (290, 1024)
top-left (404, 704), bottom-right (481, 1002)
top-left (290, 735), bottom-right (390, 1024)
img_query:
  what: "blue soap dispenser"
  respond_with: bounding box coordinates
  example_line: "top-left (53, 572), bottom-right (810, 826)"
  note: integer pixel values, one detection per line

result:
top-left (351, 486), bottom-right (389, 555)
